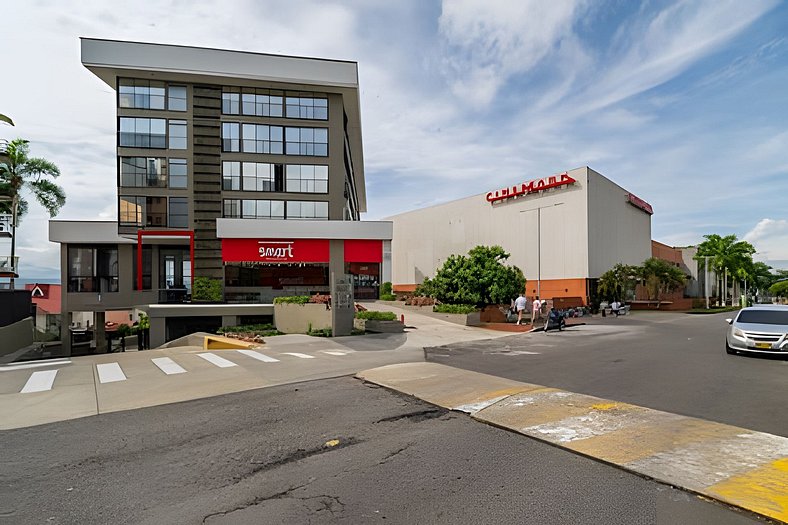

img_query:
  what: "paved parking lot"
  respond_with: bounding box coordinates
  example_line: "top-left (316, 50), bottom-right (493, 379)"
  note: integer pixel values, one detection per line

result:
top-left (425, 311), bottom-right (788, 436)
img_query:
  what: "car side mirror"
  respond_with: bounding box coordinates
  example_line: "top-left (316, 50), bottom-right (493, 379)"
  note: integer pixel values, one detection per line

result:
top-left (725, 318), bottom-right (733, 325)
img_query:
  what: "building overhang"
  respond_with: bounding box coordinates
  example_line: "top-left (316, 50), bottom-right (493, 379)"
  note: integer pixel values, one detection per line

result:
top-left (49, 221), bottom-right (135, 244)
top-left (216, 219), bottom-right (392, 241)
top-left (80, 38), bottom-right (367, 212)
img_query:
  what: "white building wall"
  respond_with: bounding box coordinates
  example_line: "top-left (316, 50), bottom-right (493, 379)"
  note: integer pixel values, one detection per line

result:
top-left (389, 167), bottom-right (591, 285)
top-left (585, 168), bottom-right (652, 278)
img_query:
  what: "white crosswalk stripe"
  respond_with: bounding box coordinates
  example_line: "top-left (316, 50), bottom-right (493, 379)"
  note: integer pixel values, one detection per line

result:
top-left (197, 353), bottom-right (237, 368)
top-left (282, 352), bottom-right (315, 359)
top-left (236, 350), bottom-right (280, 363)
top-left (151, 357), bottom-right (187, 375)
top-left (97, 363), bottom-right (127, 383)
top-left (321, 351), bottom-right (349, 356)
top-left (20, 370), bottom-right (58, 393)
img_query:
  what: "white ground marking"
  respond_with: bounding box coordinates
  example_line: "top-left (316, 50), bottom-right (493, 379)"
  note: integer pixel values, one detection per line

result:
top-left (1, 358), bottom-right (71, 372)
top-left (151, 357), bottom-right (187, 375)
top-left (321, 351), bottom-right (349, 356)
top-left (236, 349), bottom-right (280, 363)
top-left (197, 353), bottom-right (237, 368)
top-left (453, 395), bottom-right (512, 414)
top-left (282, 352), bottom-right (316, 359)
top-left (96, 363), bottom-right (127, 383)
top-left (20, 370), bottom-right (58, 393)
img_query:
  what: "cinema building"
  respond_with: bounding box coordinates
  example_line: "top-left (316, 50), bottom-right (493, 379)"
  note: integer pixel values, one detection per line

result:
top-left (49, 38), bottom-right (390, 354)
top-left (388, 167), bottom-right (653, 305)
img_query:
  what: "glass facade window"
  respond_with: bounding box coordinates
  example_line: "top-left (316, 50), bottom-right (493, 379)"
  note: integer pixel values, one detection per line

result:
top-left (242, 199), bottom-right (285, 219)
top-left (120, 157), bottom-right (166, 187)
top-left (222, 92), bottom-right (240, 114)
top-left (223, 199), bottom-right (241, 218)
top-left (222, 161), bottom-right (241, 191)
top-left (285, 127), bottom-right (328, 156)
top-left (119, 196), bottom-right (167, 227)
top-left (67, 246), bottom-right (118, 293)
top-left (169, 158), bottom-right (188, 188)
top-left (132, 246), bottom-right (153, 290)
top-left (241, 124), bottom-right (284, 154)
top-left (119, 79), bottom-right (165, 110)
top-left (169, 120), bottom-right (187, 150)
top-left (285, 96), bottom-right (328, 120)
top-left (241, 91), bottom-right (284, 117)
top-left (285, 165), bottom-right (328, 193)
top-left (168, 86), bottom-right (187, 111)
top-left (168, 197), bottom-right (189, 228)
top-left (222, 122), bottom-right (240, 152)
top-left (242, 162), bottom-right (276, 191)
top-left (286, 200), bottom-right (329, 220)
top-left (119, 118), bottom-right (166, 148)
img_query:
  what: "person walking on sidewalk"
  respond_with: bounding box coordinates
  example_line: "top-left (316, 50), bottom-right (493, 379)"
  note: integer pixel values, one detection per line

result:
top-left (531, 296), bottom-right (542, 326)
top-left (514, 293), bottom-right (527, 325)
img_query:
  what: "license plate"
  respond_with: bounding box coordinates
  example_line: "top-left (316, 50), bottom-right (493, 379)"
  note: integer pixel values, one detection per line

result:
top-left (755, 342), bottom-right (771, 349)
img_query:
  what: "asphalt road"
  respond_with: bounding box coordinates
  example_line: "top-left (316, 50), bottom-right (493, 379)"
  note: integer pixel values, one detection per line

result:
top-left (425, 311), bottom-right (788, 436)
top-left (0, 376), bottom-right (762, 525)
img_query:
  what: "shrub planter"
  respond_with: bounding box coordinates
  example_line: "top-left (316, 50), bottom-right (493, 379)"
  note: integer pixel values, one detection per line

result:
top-left (274, 303), bottom-right (331, 334)
top-left (431, 311), bottom-right (481, 326)
top-left (356, 318), bottom-right (405, 333)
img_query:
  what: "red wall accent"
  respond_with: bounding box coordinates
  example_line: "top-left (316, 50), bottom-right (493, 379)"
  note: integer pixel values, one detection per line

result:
top-left (344, 240), bottom-right (383, 263)
top-left (222, 239), bottom-right (330, 263)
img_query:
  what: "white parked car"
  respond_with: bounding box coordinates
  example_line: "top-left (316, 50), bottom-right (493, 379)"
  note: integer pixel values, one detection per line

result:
top-left (725, 305), bottom-right (788, 356)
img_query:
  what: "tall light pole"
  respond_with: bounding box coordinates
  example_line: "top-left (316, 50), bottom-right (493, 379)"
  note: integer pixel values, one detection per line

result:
top-left (522, 202), bottom-right (563, 299)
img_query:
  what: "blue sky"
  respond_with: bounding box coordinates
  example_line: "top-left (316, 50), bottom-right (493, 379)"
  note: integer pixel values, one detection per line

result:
top-left (1, 0), bottom-right (787, 278)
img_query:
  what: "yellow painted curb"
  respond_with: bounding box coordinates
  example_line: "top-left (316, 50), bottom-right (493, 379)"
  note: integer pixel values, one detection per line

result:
top-left (203, 335), bottom-right (262, 350)
top-left (356, 362), bottom-right (788, 523)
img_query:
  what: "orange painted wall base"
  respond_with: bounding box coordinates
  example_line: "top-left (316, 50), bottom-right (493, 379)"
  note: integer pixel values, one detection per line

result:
top-left (527, 278), bottom-right (589, 304)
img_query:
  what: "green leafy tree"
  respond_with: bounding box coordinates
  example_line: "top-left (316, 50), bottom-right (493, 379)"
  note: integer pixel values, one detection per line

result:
top-left (417, 245), bottom-right (525, 307)
top-left (770, 280), bottom-right (788, 298)
top-left (695, 234), bottom-right (755, 305)
top-left (597, 263), bottom-right (639, 301)
top-left (638, 257), bottom-right (687, 307)
top-left (0, 139), bottom-right (66, 288)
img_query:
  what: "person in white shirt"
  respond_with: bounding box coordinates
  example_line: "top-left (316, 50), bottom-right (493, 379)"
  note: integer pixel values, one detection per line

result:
top-left (531, 296), bottom-right (542, 325)
top-left (610, 300), bottom-right (620, 316)
top-left (514, 293), bottom-right (527, 325)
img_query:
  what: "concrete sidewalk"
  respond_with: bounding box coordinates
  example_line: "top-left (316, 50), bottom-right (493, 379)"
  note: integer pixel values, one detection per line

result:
top-left (356, 362), bottom-right (788, 524)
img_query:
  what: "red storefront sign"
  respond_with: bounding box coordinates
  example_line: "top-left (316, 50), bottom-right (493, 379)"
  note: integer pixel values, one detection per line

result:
top-left (222, 239), bottom-right (330, 263)
top-left (627, 193), bottom-right (654, 215)
top-left (344, 240), bottom-right (382, 263)
top-left (486, 172), bottom-right (576, 203)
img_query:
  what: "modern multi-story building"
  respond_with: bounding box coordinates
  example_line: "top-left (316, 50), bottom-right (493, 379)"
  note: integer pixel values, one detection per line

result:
top-left (50, 38), bottom-right (391, 353)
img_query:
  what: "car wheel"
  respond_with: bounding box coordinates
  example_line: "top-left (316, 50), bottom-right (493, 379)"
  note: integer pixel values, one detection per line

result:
top-left (725, 341), bottom-right (737, 355)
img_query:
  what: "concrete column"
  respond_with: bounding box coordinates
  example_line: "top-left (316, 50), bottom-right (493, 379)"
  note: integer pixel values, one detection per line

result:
top-left (221, 315), bottom-right (237, 328)
top-left (150, 317), bottom-right (166, 349)
top-left (94, 311), bottom-right (107, 354)
top-left (60, 312), bottom-right (72, 356)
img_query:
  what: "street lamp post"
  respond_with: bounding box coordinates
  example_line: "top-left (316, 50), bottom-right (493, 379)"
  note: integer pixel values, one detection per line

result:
top-left (522, 202), bottom-right (563, 299)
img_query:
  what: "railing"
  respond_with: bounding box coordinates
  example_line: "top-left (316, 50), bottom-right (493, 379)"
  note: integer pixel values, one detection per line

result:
top-left (0, 256), bottom-right (19, 274)
top-left (158, 287), bottom-right (190, 304)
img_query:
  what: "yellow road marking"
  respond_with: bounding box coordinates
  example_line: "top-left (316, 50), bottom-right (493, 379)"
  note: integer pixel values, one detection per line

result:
top-left (706, 457), bottom-right (788, 523)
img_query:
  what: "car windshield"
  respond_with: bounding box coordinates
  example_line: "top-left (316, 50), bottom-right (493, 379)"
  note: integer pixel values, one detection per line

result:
top-left (736, 310), bottom-right (788, 325)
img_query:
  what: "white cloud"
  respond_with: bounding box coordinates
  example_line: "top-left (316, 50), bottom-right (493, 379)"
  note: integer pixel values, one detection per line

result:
top-left (744, 219), bottom-right (788, 263)
top-left (438, 0), bottom-right (588, 106)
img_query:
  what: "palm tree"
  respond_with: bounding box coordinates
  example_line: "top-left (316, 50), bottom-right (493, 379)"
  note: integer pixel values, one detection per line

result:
top-left (695, 234), bottom-right (755, 306)
top-left (0, 139), bottom-right (66, 289)
top-left (0, 114), bottom-right (13, 126)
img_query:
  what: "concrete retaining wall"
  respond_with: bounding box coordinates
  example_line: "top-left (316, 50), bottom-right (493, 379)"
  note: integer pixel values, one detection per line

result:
top-left (0, 317), bottom-right (34, 359)
top-left (274, 303), bottom-right (332, 334)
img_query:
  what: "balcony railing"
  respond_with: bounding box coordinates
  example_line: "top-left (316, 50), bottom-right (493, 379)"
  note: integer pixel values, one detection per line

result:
top-left (0, 256), bottom-right (19, 274)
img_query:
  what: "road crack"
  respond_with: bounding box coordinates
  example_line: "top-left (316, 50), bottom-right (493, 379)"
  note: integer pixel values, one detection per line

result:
top-left (375, 409), bottom-right (445, 423)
